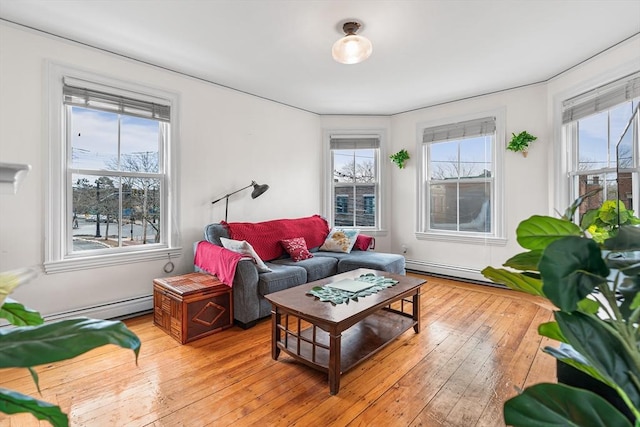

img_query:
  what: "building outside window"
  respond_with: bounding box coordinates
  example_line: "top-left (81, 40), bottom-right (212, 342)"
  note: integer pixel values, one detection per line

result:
top-left (329, 135), bottom-right (380, 228)
top-left (563, 73), bottom-right (640, 223)
top-left (336, 195), bottom-right (349, 214)
top-left (419, 114), bottom-right (503, 241)
top-left (45, 64), bottom-right (179, 273)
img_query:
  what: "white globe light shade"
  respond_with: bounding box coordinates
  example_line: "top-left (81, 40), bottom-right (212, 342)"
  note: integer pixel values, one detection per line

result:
top-left (332, 34), bottom-right (373, 65)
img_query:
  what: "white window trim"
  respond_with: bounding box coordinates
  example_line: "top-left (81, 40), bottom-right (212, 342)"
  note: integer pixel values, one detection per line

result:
top-left (44, 62), bottom-right (181, 273)
top-left (415, 108), bottom-right (506, 246)
top-left (322, 129), bottom-right (387, 234)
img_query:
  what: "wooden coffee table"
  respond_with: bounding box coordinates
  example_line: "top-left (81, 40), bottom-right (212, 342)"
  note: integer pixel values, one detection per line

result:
top-left (265, 268), bottom-right (426, 395)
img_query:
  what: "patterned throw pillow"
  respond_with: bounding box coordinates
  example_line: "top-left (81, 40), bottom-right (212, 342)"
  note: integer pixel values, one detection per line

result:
top-left (220, 237), bottom-right (272, 272)
top-left (280, 237), bottom-right (313, 262)
top-left (319, 228), bottom-right (360, 253)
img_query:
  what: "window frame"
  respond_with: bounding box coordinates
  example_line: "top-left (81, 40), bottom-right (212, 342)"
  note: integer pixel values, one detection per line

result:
top-left (416, 109), bottom-right (506, 245)
top-left (562, 103), bottom-right (640, 224)
top-left (323, 130), bottom-right (386, 232)
top-left (45, 62), bottom-right (181, 273)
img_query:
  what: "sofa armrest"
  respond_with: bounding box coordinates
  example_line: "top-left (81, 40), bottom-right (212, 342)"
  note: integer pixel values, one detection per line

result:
top-left (231, 259), bottom-right (261, 326)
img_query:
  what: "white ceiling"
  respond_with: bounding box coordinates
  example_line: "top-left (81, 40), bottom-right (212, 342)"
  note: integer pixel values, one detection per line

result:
top-left (1, 0), bottom-right (639, 115)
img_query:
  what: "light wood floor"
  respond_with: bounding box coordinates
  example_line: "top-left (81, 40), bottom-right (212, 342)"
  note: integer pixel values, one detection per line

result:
top-left (1, 274), bottom-right (557, 427)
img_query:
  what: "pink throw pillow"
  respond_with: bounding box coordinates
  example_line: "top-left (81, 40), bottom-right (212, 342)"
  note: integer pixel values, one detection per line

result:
top-left (280, 237), bottom-right (313, 262)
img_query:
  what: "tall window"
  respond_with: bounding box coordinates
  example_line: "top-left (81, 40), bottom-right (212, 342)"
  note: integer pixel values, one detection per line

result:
top-left (45, 65), bottom-right (179, 273)
top-left (563, 73), bottom-right (640, 222)
top-left (419, 115), bottom-right (503, 241)
top-left (330, 136), bottom-right (379, 228)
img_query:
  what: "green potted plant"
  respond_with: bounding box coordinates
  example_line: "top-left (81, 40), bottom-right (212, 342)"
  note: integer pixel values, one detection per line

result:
top-left (581, 199), bottom-right (640, 243)
top-left (482, 195), bottom-right (640, 426)
top-left (507, 131), bottom-right (537, 157)
top-left (390, 149), bottom-right (410, 169)
top-left (0, 268), bottom-right (141, 426)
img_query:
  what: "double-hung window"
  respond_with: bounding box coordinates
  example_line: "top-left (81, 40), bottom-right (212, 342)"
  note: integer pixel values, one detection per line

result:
top-left (329, 135), bottom-right (380, 228)
top-left (563, 73), bottom-right (640, 223)
top-left (45, 64), bottom-right (180, 273)
top-left (419, 114), bottom-right (504, 242)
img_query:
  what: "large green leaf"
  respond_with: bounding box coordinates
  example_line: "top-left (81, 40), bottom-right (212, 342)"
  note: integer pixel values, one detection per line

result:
top-left (0, 317), bottom-right (141, 368)
top-left (618, 276), bottom-right (640, 320)
top-left (516, 215), bottom-right (582, 251)
top-left (481, 267), bottom-right (544, 296)
top-left (0, 298), bottom-right (44, 326)
top-left (555, 311), bottom-right (640, 409)
top-left (544, 345), bottom-right (611, 387)
top-left (538, 321), bottom-right (566, 342)
top-left (539, 237), bottom-right (609, 312)
top-left (504, 383), bottom-right (632, 427)
top-left (0, 388), bottom-right (68, 427)
top-left (604, 226), bottom-right (640, 252)
top-left (503, 250), bottom-right (542, 272)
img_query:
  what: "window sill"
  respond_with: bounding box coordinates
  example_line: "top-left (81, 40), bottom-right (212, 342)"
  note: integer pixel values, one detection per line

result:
top-left (415, 232), bottom-right (506, 246)
top-left (44, 247), bottom-right (182, 274)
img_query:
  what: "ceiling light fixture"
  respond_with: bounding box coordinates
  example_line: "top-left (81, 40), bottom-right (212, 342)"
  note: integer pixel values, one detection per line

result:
top-left (332, 21), bottom-right (372, 65)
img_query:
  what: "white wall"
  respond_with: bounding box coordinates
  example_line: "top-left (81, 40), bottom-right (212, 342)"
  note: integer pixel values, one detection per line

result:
top-left (388, 34), bottom-right (640, 281)
top-left (390, 85), bottom-right (548, 280)
top-left (0, 23), bottom-right (321, 319)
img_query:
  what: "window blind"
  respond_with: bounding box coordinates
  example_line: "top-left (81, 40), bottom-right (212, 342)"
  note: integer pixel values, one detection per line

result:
top-left (422, 117), bottom-right (496, 143)
top-left (330, 136), bottom-right (380, 150)
top-left (562, 72), bottom-right (640, 124)
top-left (63, 77), bottom-right (170, 122)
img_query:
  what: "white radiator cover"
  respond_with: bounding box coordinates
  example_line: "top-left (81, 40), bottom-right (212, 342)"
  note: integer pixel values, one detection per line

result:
top-left (405, 259), bottom-right (488, 283)
top-left (43, 295), bottom-right (153, 322)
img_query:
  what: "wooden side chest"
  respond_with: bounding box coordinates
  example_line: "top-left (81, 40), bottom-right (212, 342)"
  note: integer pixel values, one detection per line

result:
top-left (153, 272), bottom-right (233, 344)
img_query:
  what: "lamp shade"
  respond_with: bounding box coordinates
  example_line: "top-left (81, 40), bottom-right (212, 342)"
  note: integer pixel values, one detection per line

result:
top-left (332, 21), bottom-right (372, 65)
top-left (251, 182), bottom-right (269, 199)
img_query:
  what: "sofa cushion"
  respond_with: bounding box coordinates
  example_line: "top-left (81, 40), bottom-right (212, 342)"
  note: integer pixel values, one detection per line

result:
top-left (271, 256), bottom-right (338, 282)
top-left (314, 250), bottom-right (406, 275)
top-left (257, 264), bottom-right (307, 296)
top-left (280, 237), bottom-right (313, 261)
top-left (319, 228), bottom-right (360, 253)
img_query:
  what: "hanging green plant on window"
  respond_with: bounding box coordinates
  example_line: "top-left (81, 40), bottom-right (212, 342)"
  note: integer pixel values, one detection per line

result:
top-left (390, 149), bottom-right (410, 169)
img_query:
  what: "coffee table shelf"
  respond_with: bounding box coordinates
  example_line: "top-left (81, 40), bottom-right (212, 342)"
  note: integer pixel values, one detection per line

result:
top-left (276, 308), bottom-right (417, 374)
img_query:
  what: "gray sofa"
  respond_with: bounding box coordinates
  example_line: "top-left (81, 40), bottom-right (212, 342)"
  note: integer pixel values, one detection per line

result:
top-left (197, 222), bottom-right (405, 328)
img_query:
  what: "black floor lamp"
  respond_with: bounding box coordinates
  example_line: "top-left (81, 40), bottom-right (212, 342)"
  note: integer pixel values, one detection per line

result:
top-left (211, 180), bottom-right (269, 222)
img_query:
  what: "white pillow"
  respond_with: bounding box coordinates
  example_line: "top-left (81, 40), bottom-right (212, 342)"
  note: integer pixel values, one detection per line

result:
top-left (319, 228), bottom-right (360, 253)
top-left (220, 237), bottom-right (272, 273)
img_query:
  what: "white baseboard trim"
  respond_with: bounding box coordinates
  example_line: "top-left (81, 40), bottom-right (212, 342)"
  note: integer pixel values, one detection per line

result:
top-left (43, 295), bottom-right (153, 322)
top-left (406, 259), bottom-right (489, 283)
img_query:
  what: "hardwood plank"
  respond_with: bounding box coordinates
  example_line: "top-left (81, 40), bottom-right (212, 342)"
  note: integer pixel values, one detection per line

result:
top-left (0, 273), bottom-right (558, 427)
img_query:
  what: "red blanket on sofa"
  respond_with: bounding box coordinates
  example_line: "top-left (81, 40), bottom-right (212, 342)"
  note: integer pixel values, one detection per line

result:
top-left (222, 215), bottom-right (329, 261)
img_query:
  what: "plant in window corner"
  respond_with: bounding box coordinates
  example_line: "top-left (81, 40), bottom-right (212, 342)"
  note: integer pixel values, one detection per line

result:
top-left (0, 268), bottom-right (141, 426)
top-left (507, 131), bottom-right (537, 157)
top-left (390, 149), bottom-right (410, 169)
top-left (481, 191), bottom-right (640, 426)
top-left (581, 199), bottom-right (640, 244)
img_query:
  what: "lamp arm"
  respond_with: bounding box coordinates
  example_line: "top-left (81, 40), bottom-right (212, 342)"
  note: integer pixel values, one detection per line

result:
top-left (211, 182), bottom-right (255, 205)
